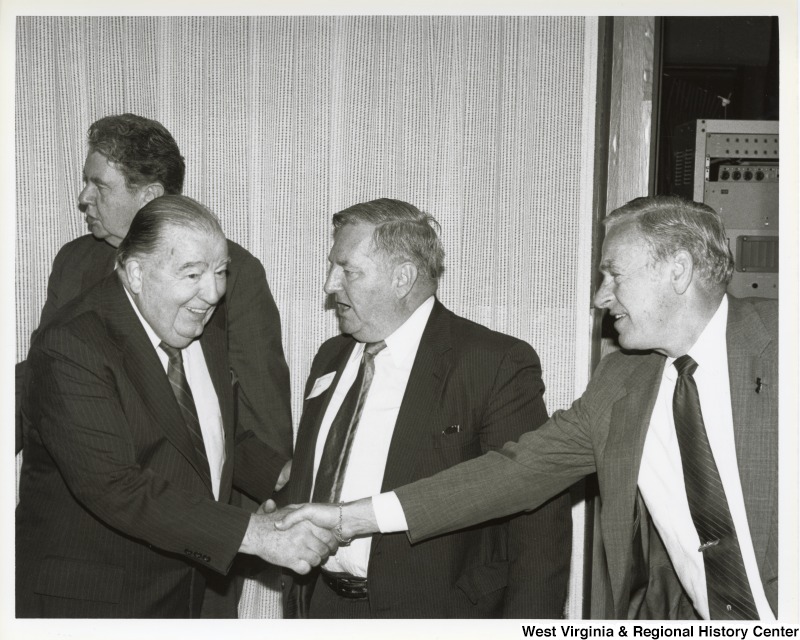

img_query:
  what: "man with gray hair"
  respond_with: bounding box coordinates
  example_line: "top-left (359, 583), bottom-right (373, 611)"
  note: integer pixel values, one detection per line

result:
top-left (280, 195), bottom-right (779, 620)
top-left (16, 196), bottom-right (337, 618)
top-left (281, 197), bottom-right (571, 618)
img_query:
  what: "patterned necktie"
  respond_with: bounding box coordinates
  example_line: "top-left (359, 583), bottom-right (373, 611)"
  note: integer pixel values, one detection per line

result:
top-left (672, 355), bottom-right (758, 619)
top-left (160, 342), bottom-right (212, 488)
top-left (312, 340), bottom-right (387, 503)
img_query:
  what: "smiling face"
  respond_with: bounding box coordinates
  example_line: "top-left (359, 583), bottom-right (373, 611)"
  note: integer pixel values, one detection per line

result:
top-left (593, 220), bottom-right (677, 354)
top-left (78, 151), bottom-right (156, 247)
top-left (129, 224), bottom-right (229, 348)
top-left (323, 222), bottom-right (405, 343)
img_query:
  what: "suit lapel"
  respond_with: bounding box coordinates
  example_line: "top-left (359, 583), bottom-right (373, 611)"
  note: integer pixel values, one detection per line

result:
top-left (601, 298), bottom-right (777, 613)
top-left (101, 275), bottom-right (213, 494)
top-left (380, 300), bottom-right (451, 492)
top-left (286, 338), bottom-right (356, 613)
top-left (725, 297), bottom-right (777, 568)
top-left (291, 339), bottom-right (357, 503)
top-left (599, 352), bottom-right (665, 615)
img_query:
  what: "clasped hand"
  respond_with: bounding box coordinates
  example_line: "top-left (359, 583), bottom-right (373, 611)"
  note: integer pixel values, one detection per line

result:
top-left (243, 498), bottom-right (378, 574)
top-left (240, 500), bottom-right (338, 575)
top-left (268, 498), bottom-right (377, 540)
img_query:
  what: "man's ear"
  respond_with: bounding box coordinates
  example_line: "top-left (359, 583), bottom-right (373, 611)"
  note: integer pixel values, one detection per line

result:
top-left (124, 259), bottom-right (144, 295)
top-left (670, 249), bottom-right (694, 295)
top-left (139, 182), bottom-right (165, 206)
top-left (393, 262), bottom-right (418, 299)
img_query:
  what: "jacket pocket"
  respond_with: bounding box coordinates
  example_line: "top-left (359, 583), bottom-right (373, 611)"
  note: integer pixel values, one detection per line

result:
top-left (454, 560), bottom-right (509, 604)
top-left (433, 430), bottom-right (480, 466)
top-left (34, 556), bottom-right (125, 604)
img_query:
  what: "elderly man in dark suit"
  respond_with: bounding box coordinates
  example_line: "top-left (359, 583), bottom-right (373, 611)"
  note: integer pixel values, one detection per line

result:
top-left (16, 196), bottom-right (336, 618)
top-left (281, 198), bottom-right (571, 618)
top-left (279, 196), bottom-right (779, 620)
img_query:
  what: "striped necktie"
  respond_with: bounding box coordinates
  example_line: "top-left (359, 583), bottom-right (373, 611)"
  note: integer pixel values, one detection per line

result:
top-left (160, 342), bottom-right (212, 489)
top-left (673, 355), bottom-right (758, 619)
top-left (312, 340), bottom-right (386, 503)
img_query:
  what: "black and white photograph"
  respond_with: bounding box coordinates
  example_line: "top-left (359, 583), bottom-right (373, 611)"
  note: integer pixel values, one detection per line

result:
top-left (2, 1), bottom-right (797, 638)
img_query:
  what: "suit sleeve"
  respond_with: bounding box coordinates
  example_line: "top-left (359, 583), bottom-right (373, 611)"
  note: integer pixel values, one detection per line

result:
top-left (28, 328), bottom-right (252, 575)
top-left (225, 246), bottom-right (293, 458)
top-left (231, 426), bottom-right (288, 503)
top-left (17, 243), bottom-right (74, 453)
top-left (36, 240), bottom-right (81, 336)
top-left (476, 341), bottom-right (572, 617)
top-left (396, 355), bottom-right (599, 543)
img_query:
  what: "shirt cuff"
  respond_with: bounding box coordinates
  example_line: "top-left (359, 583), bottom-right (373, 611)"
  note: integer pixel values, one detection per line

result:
top-left (371, 491), bottom-right (408, 533)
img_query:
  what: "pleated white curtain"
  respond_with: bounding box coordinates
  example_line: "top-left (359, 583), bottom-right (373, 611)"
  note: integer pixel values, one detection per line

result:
top-left (15, 15), bottom-right (598, 618)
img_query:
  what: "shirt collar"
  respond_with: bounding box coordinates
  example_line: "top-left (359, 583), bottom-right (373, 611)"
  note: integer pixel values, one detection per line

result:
top-left (665, 294), bottom-right (728, 376)
top-left (122, 285), bottom-right (165, 351)
top-left (381, 295), bottom-right (436, 368)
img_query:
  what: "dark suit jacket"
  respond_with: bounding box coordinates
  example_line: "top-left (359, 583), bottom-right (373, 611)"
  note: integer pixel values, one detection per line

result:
top-left (285, 300), bottom-right (572, 618)
top-left (16, 274), bottom-right (286, 618)
top-left (16, 234), bottom-right (292, 457)
top-left (395, 296), bottom-right (779, 619)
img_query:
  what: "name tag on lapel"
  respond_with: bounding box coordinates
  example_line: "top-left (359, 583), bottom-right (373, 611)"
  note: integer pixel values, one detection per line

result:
top-left (306, 372), bottom-right (336, 399)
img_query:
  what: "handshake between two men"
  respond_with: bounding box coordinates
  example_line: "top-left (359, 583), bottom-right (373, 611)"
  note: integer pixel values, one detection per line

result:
top-left (239, 498), bottom-right (378, 574)
top-left (16, 190), bottom-right (570, 619)
top-left (241, 498), bottom-right (379, 574)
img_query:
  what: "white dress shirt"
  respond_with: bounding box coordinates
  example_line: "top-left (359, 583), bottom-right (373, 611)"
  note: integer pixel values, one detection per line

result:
top-left (124, 289), bottom-right (226, 501)
top-left (638, 295), bottom-right (774, 620)
top-left (312, 295), bottom-right (435, 577)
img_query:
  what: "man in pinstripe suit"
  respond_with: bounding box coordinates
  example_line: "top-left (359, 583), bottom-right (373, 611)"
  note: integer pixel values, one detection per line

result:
top-left (16, 196), bottom-right (337, 618)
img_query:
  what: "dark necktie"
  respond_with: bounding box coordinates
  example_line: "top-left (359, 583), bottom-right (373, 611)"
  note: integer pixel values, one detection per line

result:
top-left (312, 340), bottom-right (386, 503)
top-left (160, 342), bottom-right (212, 488)
top-left (672, 355), bottom-right (759, 619)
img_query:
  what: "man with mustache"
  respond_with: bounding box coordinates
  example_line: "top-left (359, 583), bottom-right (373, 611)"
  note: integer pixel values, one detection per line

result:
top-left (281, 198), bottom-right (571, 618)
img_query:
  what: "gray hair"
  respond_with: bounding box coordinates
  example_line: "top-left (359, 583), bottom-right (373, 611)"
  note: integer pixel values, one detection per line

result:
top-left (605, 195), bottom-right (734, 292)
top-left (116, 195), bottom-right (223, 267)
top-left (332, 198), bottom-right (445, 281)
